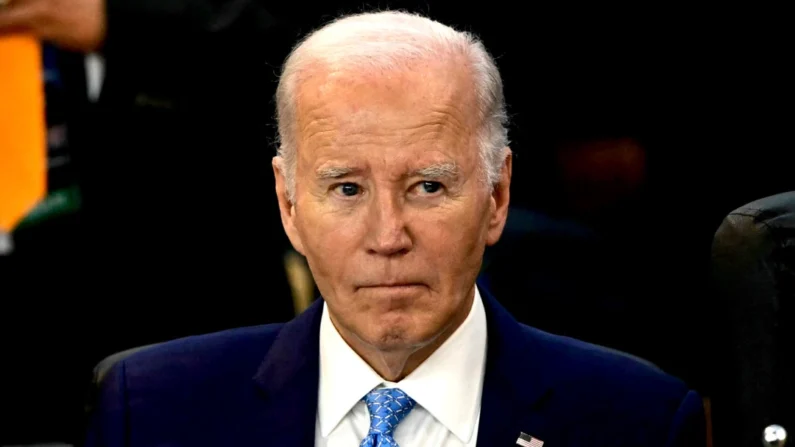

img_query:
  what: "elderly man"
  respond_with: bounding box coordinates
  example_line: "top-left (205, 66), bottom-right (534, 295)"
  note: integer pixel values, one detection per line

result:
top-left (85, 11), bottom-right (705, 447)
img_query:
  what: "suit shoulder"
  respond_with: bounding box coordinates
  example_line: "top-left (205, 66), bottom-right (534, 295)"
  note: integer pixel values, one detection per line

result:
top-left (129, 323), bottom-right (283, 357)
top-left (518, 323), bottom-right (690, 398)
top-left (510, 324), bottom-right (704, 443)
top-left (116, 323), bottom-right (284, 390)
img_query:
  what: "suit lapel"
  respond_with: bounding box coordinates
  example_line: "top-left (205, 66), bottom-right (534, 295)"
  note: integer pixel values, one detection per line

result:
top-left (250, 298), bottom-right (325, 447)
top-left (476, 285), bottom-right (561, 446)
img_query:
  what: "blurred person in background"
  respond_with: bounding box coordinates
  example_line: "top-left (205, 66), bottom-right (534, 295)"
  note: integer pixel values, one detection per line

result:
top-left (1, 0), bottom-right (306, 443)
top-left (0, 0), bottom-right (301, 342)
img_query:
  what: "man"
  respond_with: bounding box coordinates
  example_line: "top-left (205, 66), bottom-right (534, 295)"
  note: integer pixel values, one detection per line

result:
top-left (82, 11), bottom-right (704, 447)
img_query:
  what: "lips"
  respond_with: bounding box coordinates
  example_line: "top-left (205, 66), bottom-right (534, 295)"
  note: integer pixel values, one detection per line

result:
top-left (356, 282), bottom-right (426, 290)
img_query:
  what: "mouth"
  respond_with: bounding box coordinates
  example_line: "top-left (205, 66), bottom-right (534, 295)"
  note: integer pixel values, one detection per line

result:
top-left (356, 283), bottom-right (427, 292)
top-left (355, 283), bottom-right (427, 311)
top-left (356, 282), bottom-right (426, 296)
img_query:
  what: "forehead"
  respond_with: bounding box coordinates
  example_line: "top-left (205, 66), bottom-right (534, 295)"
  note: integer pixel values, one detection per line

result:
top-left (293, 61), bottom-right (479, 167)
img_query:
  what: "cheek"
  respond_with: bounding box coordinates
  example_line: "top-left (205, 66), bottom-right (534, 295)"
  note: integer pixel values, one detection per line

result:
top-left (295, 206), bottom-right (366, 278)
top-left (411, 202), bottom-right (489, 271)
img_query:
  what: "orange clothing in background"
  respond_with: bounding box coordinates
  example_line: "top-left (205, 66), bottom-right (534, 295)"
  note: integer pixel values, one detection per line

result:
top-left (0, 35), bottom-right (46, 233)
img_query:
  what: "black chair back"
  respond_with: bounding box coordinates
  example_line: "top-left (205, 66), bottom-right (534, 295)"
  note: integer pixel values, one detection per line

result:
top-left (711, 191), bottom-right (795, 446)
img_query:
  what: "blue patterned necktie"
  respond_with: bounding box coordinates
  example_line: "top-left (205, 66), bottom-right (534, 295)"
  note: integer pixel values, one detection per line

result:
top-left (359, 388), bottom-right (417, 447)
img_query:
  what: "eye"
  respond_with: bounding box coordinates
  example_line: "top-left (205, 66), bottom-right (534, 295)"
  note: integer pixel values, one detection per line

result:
top-left (416, 181), bottom-right (443, 195)
top-left (421, 181), bottom-right (442, 194)
top-left (334, 182), bottom-right (361, 197)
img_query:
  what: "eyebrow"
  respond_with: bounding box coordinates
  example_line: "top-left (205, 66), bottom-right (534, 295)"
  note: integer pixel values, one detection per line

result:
top-left (410, 162), bottom-right (459, 181)
top-left (314, 162), bottom-right (460, 181)
top-left (315, 166), bottom-right (361, 180)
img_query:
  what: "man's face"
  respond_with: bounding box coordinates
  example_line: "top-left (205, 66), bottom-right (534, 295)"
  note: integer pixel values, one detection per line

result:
top-left (274, 60), bottom-right (510, 352)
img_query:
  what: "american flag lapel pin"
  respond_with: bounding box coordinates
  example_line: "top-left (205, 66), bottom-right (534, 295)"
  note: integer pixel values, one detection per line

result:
top-left (516, 432), bottom-right (544, 447)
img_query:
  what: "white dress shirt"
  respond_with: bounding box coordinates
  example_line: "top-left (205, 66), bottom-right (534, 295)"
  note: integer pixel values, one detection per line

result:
top-left (315, 287), bottom-right (488, 447)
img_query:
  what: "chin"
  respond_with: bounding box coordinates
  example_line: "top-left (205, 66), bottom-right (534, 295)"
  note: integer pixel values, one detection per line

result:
top-left (371, 335), bottom-right (414, 352)
top-left (365, 318), bottom-right (410, 350)
top-left (367, 319), bottom-right (439, 353)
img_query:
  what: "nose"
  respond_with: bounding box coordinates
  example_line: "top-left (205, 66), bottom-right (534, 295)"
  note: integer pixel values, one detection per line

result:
top-left (365, 190), bottom-right (412, 256)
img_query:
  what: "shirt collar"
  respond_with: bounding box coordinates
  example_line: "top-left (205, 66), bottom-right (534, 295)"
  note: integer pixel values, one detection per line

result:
top-left (317, 301), bottom-right (383, 437)
top-left (317, 287), bottom-right (488, 443)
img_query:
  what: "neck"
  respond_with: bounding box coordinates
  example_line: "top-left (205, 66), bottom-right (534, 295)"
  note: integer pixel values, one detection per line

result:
top-left (337, 286), bottom-right (476, 382)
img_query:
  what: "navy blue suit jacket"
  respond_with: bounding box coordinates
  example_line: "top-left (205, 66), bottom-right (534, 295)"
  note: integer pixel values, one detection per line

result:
top-left (85, 288), bottom-right (705, 446)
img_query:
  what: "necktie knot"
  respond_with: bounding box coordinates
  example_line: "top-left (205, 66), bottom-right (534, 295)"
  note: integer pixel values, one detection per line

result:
top-left (360, 388), bottom-right (416, 446)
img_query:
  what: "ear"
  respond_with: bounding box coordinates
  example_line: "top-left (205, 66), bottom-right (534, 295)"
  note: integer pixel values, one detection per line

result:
top-left (273, 156), bottom-right (306, 255)
top-left (486, 147), bottom-right (512, 246)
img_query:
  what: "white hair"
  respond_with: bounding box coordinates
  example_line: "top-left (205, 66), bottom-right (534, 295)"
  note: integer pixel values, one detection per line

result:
top-left (275, 10), bottom-right (509, 202)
